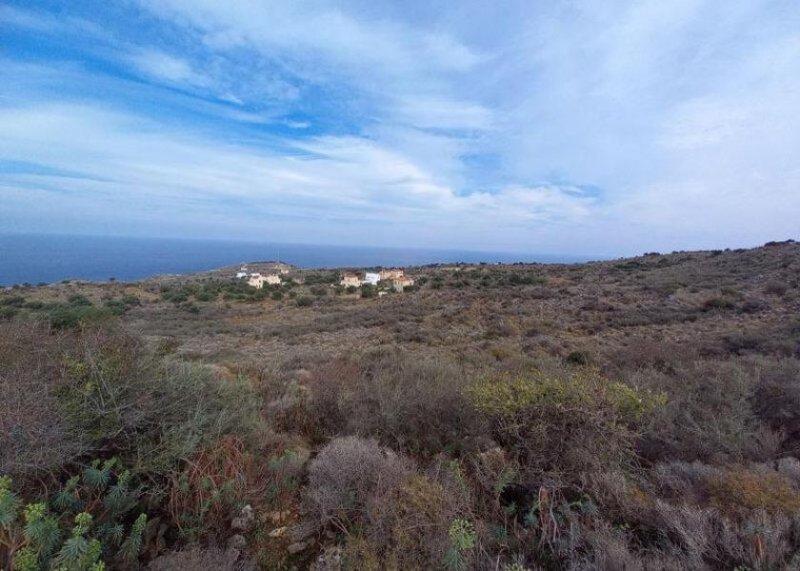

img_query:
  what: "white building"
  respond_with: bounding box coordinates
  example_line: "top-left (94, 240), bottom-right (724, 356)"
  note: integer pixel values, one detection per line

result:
top-left (364, 272), bottom-right (380, 286)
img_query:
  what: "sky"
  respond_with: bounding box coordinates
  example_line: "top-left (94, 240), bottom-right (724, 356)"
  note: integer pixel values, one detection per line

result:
top-left (1, 0), bottom-right (799, 256)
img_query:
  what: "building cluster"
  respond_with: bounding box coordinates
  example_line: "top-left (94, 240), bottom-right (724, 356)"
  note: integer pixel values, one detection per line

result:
top-left (340, 268), bottom-right (415, 292)
top-left (236, 266), bottom-right (286, 289)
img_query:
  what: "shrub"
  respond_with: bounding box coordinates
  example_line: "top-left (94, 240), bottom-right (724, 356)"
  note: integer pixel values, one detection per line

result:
top-left (194, 290), bottom-right (216, 302)
top-left (104, 294), bottom-right (141, 316)
top-left (310, 286), bottom-right (328, 297)
top-left (45, 298), bottom-right (113, 330)
top-left (296, 296), bottom-right (313, 307)
top-left (307, 436), bottom-right (415, 532)
top-left (751, 357), bottom-right (800, 454)
top-left (0, 295), bottom-right (26, 306)
top-left (0, 322), bottom-right (263, 485)
top-left (0, 322), bottom-right (84, 481)
top-left (167, 436), bottom-right (267, 542)
top-left (631, 359), bottom-right (764, 462)
top-left (307, 353), bottom-right (483, 456)
top-left (764, 280), bottom-right (788, 296)
top-left (707, 468), bottom-right (800, 515)
top-left (702, 297), bottom-right (735, 311)
top-left (339, 471), bottom-right (461, 570)
top-left (467, 368), bottom-right (664, 477)
top-left (148, 548), bottom-right (241, 571)
top-left (0, 306), bottom-right (17, 320)
top-left (361, 284), bottom-right (376, 298)
top-left (303, 271), bottom-right (340, 285)
top-left (564, 350), bottom-right (591, 365)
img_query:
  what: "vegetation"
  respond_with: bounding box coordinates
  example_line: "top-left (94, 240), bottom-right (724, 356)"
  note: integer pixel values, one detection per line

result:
top-left (1, 242), bottom-right (799, 569)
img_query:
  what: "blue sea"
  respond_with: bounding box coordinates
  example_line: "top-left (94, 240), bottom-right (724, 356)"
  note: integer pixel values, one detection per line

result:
top-left (0, 234), bottom-right (594, 285)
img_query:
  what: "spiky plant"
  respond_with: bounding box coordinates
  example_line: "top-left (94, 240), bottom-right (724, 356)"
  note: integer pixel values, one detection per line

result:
top-left (23, 503), bottom-right (61, 562)
top-left (444, 518), bottom-right (477, 571)
top-left (53, 512), bottom-right (106, 571)
top-left (120, 513), bottom-right (148, 563)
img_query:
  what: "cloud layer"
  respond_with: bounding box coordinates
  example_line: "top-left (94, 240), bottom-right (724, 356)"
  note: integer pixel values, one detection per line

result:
top-left (1, 0), bottom-right (799, 255)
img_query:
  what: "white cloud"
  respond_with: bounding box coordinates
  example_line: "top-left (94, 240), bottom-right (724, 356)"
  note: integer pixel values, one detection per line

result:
top-left (2, 0), bottom-right (799, 254)
top-left (127, 49), bottom-right (212, 88)
top-left (0, 102), bottom-right (591, 248)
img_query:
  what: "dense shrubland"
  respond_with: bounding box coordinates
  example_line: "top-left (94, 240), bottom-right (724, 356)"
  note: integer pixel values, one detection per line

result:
top-left (2, 243), bottom-right (800, 569)
top-left (6, 317), bottom-right (796, 569)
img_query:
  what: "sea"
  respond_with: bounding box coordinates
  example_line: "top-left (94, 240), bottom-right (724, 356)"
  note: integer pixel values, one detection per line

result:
top-left (0, 234), bottom-right (595, 286)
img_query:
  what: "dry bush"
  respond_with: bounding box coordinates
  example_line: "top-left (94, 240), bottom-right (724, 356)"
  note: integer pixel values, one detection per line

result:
top-left (291, 359), bottom-right (360, 439)
top-left (606, 339), bottom-right (698, 374)
top-left (777, 457), bottom-right (800, 486)
top-left (631, 359), bottom-right (761, 462)
top-left (306, 352), bottom-right (484, 456)
top-left (650, 501), bottom-right (800, 570)
top-left (307, 436), bottom-right (416, 532)
top-left (342, 474), bottom-right (461, 570)
top-left (588, 463), bottom-right (800, 570)
top-left (0, 320), bottom-right (264, 494)
top-left (167, 435), bottom-right (269, 541)
top-left (147, 547), bottom-right (244, 571)
top-left (751, 357), bottom-right (800, 455)
top-left (653, 461), bottom-right (800, 514)
top-left (707, 468), bottom-right (800, 516)
top-left (0, 322), bottom-right (83, 485)
top-left (764, 280), bottom-right (788, 296)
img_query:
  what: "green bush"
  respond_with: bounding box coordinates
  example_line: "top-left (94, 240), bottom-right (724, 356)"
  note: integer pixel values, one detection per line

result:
top-left (0, 306), bottom-right (17, 320)
top-left (1, 323), bottom-right (263, 483)
top-left (46, 303), bottom-right (112, 330)
top-left (0, 295), bottom-right (26, 307)
top-left (361, 284), bottom-right (376, 298)
top-left (467, 368), bottom-right (664, 477)
top-left (103, 294), bottom-right (140, 316)
top-left (296, 295), bottom-right (314, 307)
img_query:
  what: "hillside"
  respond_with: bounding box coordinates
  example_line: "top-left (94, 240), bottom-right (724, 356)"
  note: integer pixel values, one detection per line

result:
top-left (2, 240), bottom-right (800, 570)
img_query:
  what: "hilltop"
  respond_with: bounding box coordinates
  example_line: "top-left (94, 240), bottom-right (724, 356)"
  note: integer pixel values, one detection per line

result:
top-left (1, 240), bottom-right (800, 570)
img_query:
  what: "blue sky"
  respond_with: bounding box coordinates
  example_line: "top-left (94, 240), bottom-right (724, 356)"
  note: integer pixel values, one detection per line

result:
top-left (1, 0), bottom-right (799, 256)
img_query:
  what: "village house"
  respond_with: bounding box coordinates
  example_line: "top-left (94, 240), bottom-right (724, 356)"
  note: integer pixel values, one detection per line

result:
top-left (379, 269), bottom-right (404, 281)
top-left (246, 273), bottom-right (281, 289)
top-left (363, 272), bottom-right (380, 286)
top-left (390, 276), bottom-right (415, 292)
top-left (247, 273), bottom-right (266, 288)
top-left (340, 273), bottom-right (362, 288)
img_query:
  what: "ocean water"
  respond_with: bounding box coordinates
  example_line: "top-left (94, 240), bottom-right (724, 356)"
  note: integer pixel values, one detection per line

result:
top-left (0, 234), bottom-right (592, 285)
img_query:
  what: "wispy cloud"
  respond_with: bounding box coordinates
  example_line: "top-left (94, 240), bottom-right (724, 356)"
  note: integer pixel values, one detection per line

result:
top-left (126, 49), bottom-right (213, 88)
top-left (1, 0), bottom-right (799, 254)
